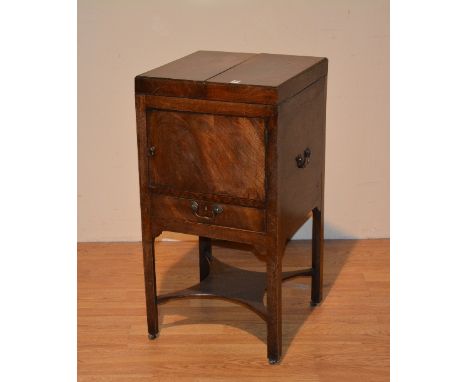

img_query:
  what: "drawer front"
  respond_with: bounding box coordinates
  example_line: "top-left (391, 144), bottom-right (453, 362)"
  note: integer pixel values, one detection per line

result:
top-left (151, 194), bottom-right (265, 232)
top-left (147, 110), bottom-right (266, 204)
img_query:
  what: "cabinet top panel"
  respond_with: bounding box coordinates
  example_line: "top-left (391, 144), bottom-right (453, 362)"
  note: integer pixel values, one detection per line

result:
top-left (138, 51), bottom-right (255, 82)
top-left (135, 51), bottom-right (327, 105)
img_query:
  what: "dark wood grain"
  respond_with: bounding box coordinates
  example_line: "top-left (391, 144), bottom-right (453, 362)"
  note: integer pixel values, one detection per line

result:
top-left (266, 242), bottom-right (283, 364)
top-left (147, 110), bottom-right (266, 202)
top-left (136, 51), bottom-right (327, 105)
top-left (150, 194), bottom-right (265, 233)
top-left (139, 51), bottom-right (255, 81)
top-left (208, 53), bottom-right (327, 104)
top-left (148, 184), bottom-right (265, 209)
top-left (277, 76), bottom-right (327, 243)
top-left (198, 236), bottom-right (211, 281)
top-left (207, 53), bottom-right (323, 87)
top-left (144, 94), bottom-right (274, 118)
top-left (135, 51), bottom-right (328, 364)
top-left (135, 95), bottom-right (159, 339)
top-left (312, 207), bottom-right (324, 305)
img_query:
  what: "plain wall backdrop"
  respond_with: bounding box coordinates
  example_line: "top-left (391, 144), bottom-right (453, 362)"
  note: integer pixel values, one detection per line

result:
top-left (78, 0), bottom-right (389, 242)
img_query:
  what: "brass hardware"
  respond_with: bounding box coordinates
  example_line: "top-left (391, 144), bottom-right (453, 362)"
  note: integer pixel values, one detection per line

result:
top-left (148, 146), bottom-right (156, 156)
top-left (295, 148), bottom-right (311, 168)
top-left (191, 201), bottom-right (199, 213)
top-left (191, 201), bottom-right (223, 220)
top-left (212, 205), bottom-right (223, 215)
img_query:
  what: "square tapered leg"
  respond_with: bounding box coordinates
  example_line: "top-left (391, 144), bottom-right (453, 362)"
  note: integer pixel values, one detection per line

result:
top-left (311, 207), bottom-right (324, 306)
top-left (142, 238), bottom-right (159, 339)
top-left (266, 246), bottom-right (283, 364)
top-left (199, 237), bottom-right (212, 281)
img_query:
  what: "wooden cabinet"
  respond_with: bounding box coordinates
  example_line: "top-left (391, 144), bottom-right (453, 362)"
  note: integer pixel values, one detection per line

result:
top-left (135, 51), bottom-right (328, 364)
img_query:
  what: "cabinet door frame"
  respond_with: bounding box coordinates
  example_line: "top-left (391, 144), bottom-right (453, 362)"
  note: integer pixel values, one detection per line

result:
top-left (141, 95), bottom-right (276, 209)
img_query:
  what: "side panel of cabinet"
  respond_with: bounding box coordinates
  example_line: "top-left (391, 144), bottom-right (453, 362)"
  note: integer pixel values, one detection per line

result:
top-left (277, 76), bottom-right (327, 241)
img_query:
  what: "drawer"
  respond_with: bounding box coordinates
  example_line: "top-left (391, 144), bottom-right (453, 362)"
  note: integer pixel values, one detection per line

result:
top-left (146, 109), bottom-right (266, 204)
top-left (151, 194), bottom-right (265, 232)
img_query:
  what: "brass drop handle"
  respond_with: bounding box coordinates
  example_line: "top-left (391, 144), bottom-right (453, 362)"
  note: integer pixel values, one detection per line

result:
top-left (147, 146), bottom-right (156, 156)
top-left (191, 201), bottom-right (223, 220)
top-left (295, 148), bottom-right (311, 168)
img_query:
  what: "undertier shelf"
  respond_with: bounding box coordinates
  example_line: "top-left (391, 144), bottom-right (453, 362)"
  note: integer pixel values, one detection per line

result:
top-left (157, 256), bottom-right (315, 320)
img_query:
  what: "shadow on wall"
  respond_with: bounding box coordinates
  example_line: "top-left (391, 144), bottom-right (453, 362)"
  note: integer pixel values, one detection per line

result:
top-left (293, 218), bottom-right (361, 240)
top-left (155, 224), bottom-right (357, 360)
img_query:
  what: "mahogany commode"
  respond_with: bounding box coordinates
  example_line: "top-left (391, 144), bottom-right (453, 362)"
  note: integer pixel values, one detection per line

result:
top-left (134, 51), bottom-right (328, 364)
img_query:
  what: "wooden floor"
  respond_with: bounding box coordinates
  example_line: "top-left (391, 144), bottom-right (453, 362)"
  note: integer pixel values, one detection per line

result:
top-left (78, 239), bottom-right (389, 381)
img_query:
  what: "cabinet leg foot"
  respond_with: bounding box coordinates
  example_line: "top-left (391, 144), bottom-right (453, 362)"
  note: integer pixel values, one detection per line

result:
top-left (268, 356), bottom-right (281, 365)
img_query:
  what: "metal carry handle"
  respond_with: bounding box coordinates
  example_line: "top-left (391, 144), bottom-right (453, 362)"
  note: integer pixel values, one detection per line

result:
top-left (295, 148), bottom-right (311, 168)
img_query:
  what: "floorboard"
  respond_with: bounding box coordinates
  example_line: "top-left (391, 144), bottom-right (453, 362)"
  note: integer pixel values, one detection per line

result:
top-left (78, 239), bottom-right (389, 381)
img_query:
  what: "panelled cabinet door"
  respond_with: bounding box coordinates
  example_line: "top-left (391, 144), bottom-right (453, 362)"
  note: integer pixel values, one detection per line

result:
top-left (147, 110), bottom-right (266, 204)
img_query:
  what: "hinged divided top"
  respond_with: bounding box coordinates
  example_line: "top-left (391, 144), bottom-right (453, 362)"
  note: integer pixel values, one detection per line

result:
top-left (135, 51), bottom-right (327, 105)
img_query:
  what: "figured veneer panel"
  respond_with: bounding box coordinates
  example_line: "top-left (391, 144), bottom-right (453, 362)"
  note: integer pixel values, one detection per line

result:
top-left (147, 110), bottom-right (266, 202)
